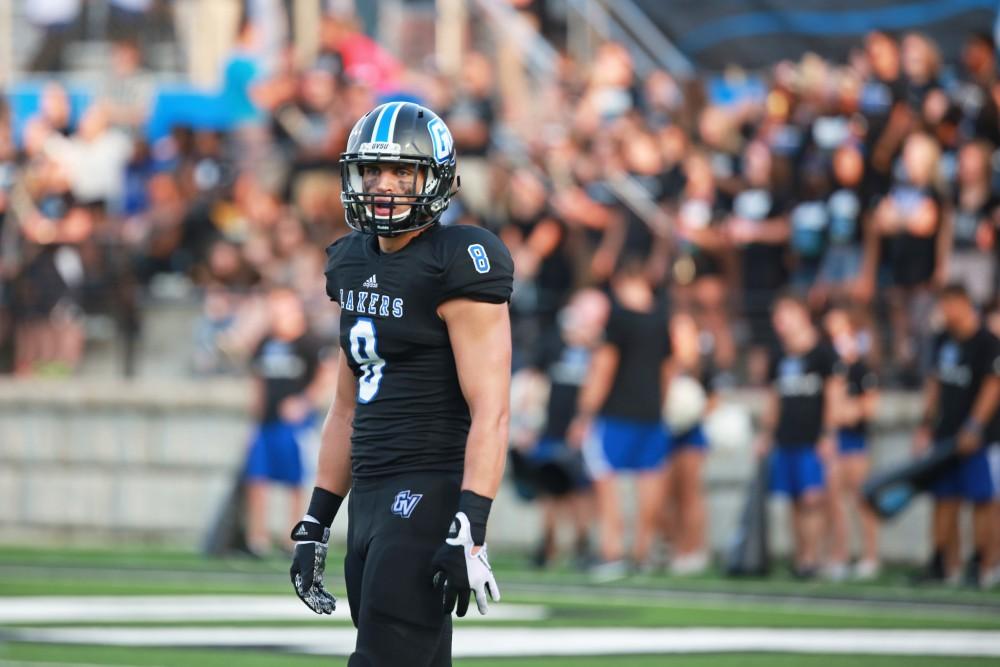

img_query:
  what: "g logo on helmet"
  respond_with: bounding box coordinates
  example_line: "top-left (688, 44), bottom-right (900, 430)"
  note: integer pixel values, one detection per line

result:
top-left (427, 117), bottom-right (454, 164)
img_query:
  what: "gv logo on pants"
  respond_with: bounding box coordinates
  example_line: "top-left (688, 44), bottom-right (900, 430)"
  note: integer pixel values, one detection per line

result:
top-left (391, 490), bottom-right (423, 518)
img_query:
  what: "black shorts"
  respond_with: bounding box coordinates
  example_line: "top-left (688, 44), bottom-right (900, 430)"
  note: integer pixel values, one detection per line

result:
top-left (344, 471), bottom-right (460, 667)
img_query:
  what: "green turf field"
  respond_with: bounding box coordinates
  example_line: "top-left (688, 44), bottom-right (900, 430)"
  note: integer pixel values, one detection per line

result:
top-left (1, 547), bottom-right (998, 666)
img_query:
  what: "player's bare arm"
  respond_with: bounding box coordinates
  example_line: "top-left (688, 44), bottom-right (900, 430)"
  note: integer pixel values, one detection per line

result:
top-left (315, 350), bottom-right (357, 496)
top-left (439, 298), bottom-right (512, 501)
top-left (288, 351), bottom-right (356, 615)
top-left (430, 297), bottom-right (510, 617)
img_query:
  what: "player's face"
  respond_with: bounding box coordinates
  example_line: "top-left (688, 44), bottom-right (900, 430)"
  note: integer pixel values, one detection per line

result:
top-left (361, 162), bottom-right (426, 220)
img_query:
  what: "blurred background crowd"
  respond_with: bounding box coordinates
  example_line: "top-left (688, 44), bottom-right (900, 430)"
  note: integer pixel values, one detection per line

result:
top-left (3, 0), bottom-right (1000, 584)
top-left (1, 0), bottom-right (999, 387)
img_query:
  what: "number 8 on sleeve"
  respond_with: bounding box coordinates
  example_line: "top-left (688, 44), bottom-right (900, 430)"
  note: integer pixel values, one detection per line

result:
top-left (467, 244), bottom-right (491, 274)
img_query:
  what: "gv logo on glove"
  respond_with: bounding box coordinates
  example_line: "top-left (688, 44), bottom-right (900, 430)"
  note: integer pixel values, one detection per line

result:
top-left (391, 490), bottom-right (423, 518)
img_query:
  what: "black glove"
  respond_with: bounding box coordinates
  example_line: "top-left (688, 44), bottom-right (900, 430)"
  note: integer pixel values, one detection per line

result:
top-left (430, 511), bottom-right (500, 617)
top-left (289, 518), bottom-right (337, 614)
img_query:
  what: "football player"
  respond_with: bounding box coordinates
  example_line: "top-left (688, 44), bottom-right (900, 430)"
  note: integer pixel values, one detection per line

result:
top-left (287, 102), bottom-right (513, 666)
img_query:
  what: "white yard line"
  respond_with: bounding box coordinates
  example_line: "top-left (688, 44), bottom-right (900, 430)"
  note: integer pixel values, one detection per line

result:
top-left (5, 627), bottom-right (1000, 658)
top-left (0, 596), bottom-right (545, 624)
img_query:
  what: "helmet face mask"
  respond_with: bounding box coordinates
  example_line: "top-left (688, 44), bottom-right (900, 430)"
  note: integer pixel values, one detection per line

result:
top-left (341, 102), bottom-right (457, 237)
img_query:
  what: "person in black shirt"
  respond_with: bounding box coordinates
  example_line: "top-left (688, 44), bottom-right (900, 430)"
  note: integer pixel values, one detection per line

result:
top-left (955, 32), bottom-right (1000, 146)
top-left (947, 141), bottom-right (998, 306)
top-left (444, 51), bottom-right (495, 219)
top-left (872, 132), bottom-right (947, 384)
top-left (860, 32), bottom-right (907, 194)
top-left (245, 287), bottom-right (328, 555)
top-left (900, 33), bottom-right (944, 116)
top-left (285, 103), bottom-right (514, 666)
top-left (914, 284), bottom-right (1000, 586)
top-left (755, 294), bottom-right (838, 578)
top-left (500, 168), bottom-right (574, 365)
top-left (663, 311), bottom-right (728, 575)
top-left (513, 288), bottom-right (609, 568)
top-left (788, 164), bottom-right (831, 293)
top-left (823, 306), bottom-right (880, 581)
top-left (570, 259), bottom-right (671, 579)
top-left (726, 140), bottom-right (791, 385)
top-left (672, 150), bottom-right (736, 373)
top-left (814, 144), bottom-right (874, 308)
top-left (984, 305), bottom-right (1000, 589)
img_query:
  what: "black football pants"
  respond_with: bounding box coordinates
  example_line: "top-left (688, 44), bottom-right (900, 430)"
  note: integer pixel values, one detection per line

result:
top-left (345, 471), bottom-right (460, 667)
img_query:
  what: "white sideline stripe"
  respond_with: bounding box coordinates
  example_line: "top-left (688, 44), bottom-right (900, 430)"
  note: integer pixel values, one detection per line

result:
top-left (0, 596), bottom-right (545, 624)
top-left (6, 627), bottom-right (1000, 658)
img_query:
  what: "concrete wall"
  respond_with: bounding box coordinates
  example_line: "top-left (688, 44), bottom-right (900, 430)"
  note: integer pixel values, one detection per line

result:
top-left (0, 379), bottom-right (939, 563)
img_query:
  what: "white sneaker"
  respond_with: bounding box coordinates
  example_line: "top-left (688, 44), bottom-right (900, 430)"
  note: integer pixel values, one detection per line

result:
top-left (853, 559), bottom-right (881, 581)
top-left (670, 551), bottom-right (710, 576)
top-left (824, 561), bottom-right (850, 582)
top-left (589, 559), bottom-right (629, 583)
top-left (980, 565), bottom-right (1000, 590)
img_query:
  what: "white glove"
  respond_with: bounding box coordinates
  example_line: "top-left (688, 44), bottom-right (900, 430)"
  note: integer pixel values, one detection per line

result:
top-left (430, 512), bottom-right (501, 616)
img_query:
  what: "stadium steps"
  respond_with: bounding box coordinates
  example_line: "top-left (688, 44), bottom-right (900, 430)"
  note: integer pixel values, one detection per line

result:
top-left (78, 295), bottom-right (205, 378)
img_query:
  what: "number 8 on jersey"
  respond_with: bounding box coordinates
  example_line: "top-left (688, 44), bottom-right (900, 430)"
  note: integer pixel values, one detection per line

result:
top-left (349, 318), bottom-right (385, 402)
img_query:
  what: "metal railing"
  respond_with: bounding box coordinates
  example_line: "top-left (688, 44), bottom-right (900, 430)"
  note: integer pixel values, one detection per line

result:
top-left (565, 0), bottom-right (693, 79)
top-left (470, 0), bottom-right (672, 238)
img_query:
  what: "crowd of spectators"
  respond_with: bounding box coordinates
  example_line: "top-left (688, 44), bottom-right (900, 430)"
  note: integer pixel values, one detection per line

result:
top-left (1, 3), bottom-right (999, 388)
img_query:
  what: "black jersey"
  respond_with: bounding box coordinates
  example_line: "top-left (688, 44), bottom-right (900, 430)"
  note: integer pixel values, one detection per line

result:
top-left (599, 301), bottom-right (671, 423)
top-left (838, 359), bottom-right (877, 437)
top-left (931, 327), bottom-right (1000, 441)
top-left (252, 334), bottom-right (323, 424)
top-left (324, 224), bottom-right (514, 480)
top-left (771, 341), bottom-right (837, 448)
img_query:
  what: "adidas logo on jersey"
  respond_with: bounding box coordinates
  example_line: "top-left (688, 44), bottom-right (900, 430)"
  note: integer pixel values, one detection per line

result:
top-left (362, 274), bottom-right (379, 288)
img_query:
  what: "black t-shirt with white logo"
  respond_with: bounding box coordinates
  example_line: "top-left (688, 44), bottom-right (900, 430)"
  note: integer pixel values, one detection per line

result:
top-left (252, 334), bottom-right (323, 424)
top-left (932, 327), bottom-right (1000, 441)
top-left (771, 341), bottom-right (837, 447)
top-left (790, 199), bottom-right (829, 262)
top-left (531, 331), bottom-right (591, 441)
top-left (600, 301), bottom-right (671, 423)
top-left (951, 189), bottom-right (999, 252)
top-left (324, 224), bottom-right (514, 479)
top-left (884, 184), bottom-right (941, 287)
top-left (838, 359), bottom-right (878, 437)
top-left (826, 188), bottom-right (865, 248)
top-left (732, 187), bottom-right (790, 291)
